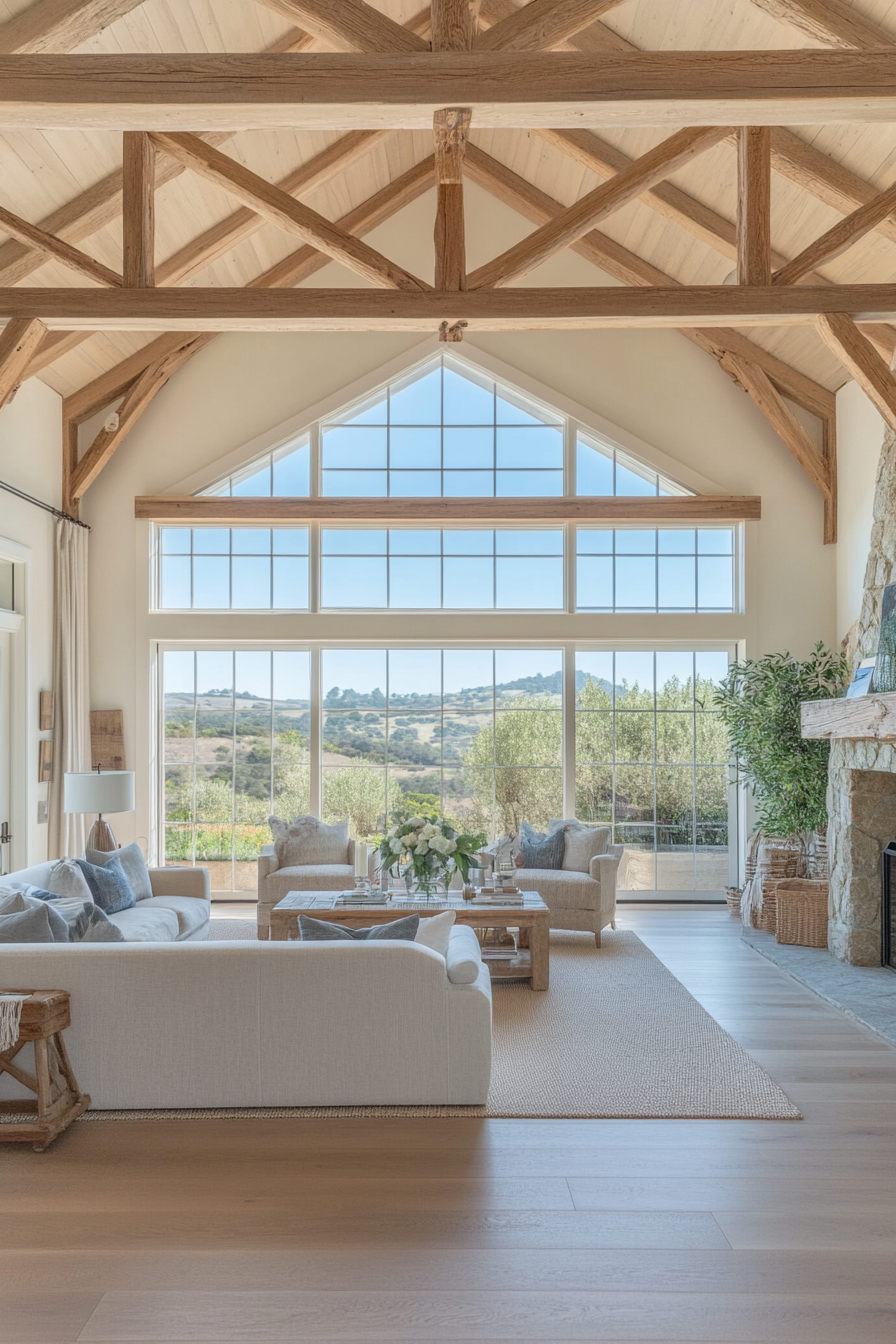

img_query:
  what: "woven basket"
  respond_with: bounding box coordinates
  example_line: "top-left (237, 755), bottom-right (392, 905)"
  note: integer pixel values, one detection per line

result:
top-left (752, 839), bottom-right (807, 932)
top-left (808, 828), bottom-right (829, 880)
top-left (725, 886), bottom-right (742, 917)
top-left (773, 879), bottom-right (829, 947)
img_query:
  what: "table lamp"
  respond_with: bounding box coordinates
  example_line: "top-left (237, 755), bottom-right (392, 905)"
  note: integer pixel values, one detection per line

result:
top-left (63, 768), bottom-right (135, 852)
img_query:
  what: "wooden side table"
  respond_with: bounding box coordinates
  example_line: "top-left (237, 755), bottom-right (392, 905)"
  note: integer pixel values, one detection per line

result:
top-left (0, 991), bottom-right (90, 1151)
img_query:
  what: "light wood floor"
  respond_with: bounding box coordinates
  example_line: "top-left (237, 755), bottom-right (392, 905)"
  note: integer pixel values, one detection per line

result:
top-left (3, 907), bottom-right (896, 1343)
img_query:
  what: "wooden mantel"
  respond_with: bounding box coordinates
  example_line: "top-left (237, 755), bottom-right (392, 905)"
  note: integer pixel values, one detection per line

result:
top-left (801, 693), bottom-right (896, 741)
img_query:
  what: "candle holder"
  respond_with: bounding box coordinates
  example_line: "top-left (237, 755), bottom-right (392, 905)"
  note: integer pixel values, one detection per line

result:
top-left (354, 875), bottom-right (373, 893)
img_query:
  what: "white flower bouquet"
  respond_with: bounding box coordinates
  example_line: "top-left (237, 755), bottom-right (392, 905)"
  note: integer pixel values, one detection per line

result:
top-left (376, 817), bottom-right (487, 896)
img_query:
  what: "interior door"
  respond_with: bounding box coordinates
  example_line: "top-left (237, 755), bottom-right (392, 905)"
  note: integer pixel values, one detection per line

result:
top-left (0, 631), bottom-right (10, 876)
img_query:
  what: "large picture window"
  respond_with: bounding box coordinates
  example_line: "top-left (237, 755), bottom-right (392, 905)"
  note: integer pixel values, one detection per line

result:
top-left (160, 646), bottom-right (732, 896)
top-left (163, 650), bottom-right (311, 892)
top-left (575, 651), bottom-right (730, 891)
top-left (159, 528), bottom-right (309, 610)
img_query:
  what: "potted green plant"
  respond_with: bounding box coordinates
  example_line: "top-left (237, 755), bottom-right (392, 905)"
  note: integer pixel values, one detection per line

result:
top-left (715, 643), bottom-right (849, 877)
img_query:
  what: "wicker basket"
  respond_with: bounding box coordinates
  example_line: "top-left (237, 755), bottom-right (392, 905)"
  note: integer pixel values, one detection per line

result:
top-left (752, 839), bottom-right (807, 932)
top-left (725, 886), bottom-right (742, 917)
top-left (774, 879), bottom-right (829, 947)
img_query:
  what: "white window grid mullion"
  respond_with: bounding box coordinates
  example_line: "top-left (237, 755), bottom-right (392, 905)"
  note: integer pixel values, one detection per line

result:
top-left (309, 647), bottom-right (321, 816)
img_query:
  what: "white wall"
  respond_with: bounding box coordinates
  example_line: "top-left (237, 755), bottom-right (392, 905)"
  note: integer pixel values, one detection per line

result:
top-left (835, 379), bottom-right (885, 643)
top-left (80, 182), bottom-right (838, 851)
top-left (0, 378), bottom-right (62, 868)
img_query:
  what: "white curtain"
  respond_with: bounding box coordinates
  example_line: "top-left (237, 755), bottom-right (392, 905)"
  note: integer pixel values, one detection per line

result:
top-left (48, 519), bottom-right (91, 859)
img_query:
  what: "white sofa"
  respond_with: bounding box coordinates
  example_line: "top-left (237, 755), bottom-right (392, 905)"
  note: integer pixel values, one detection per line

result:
top-left (0, 932), bottom-right (493, 1108)
top-left (3, 861), bottom-right (211, 942)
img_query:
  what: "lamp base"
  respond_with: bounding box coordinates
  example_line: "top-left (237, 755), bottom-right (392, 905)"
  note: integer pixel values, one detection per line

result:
top-left (86, 818), bottom-right (118, 852)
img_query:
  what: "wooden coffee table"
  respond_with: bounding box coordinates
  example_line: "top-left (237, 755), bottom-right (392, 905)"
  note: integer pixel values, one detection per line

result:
top-left (271, 891), bottom-right (551, 990)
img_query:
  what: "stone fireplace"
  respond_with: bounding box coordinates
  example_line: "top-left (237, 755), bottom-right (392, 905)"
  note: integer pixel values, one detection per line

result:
top-left (821, 420), bottom-right (896, 966)
top-left (827, 740), bottom-right (896, 965)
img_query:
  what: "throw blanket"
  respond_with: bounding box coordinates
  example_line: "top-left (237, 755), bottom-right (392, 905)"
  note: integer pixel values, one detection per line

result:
top-left (0, 994), bottom-right (27, 1052)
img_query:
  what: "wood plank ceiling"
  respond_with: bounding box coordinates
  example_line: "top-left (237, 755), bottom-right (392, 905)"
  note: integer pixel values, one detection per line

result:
top-left (3, 0), bottom-right (896, 539)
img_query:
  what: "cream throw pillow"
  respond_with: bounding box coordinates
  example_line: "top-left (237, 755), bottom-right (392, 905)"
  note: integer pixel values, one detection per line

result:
top-left (268, 815), bottom-right (350, 870)
top-left (549, 819), bottom-right (609, 873)
top-left (414, 909), bottom-right (456, 958)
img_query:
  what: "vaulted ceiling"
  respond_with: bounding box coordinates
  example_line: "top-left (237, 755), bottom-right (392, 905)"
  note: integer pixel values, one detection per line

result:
top-left (3, 0), bottom-right (896, 538)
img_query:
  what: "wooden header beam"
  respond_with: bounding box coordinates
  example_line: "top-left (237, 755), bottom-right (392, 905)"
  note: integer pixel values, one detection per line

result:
top-left (4, 52), bottom-right (896, 129)
top-left (135, 495), bottom-right (762, 523)
top-left (6, 285), bottom-right (896, 330)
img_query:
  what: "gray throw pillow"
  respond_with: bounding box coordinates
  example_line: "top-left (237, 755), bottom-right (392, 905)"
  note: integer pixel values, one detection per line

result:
top-left (519, 821), bottom-right (565, 870)
top-left (75, 855), bottom-right (136, 915)
top-left (0, 897), bottom-right (69, 943)
top-left (86, 841), bottom-right (153, 901)
top-left (74, 904), bottom-right (126, 942)
top-left (48, 858), bottom-right (94, 902)
top-left (268, 815), bottom-right (349, 869)
top-left (297, 914), bottom-right (420, 942)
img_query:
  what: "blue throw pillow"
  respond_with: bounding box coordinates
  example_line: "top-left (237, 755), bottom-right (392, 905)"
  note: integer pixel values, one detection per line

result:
top-left (297, 914), bottom-right (420, 942)
top-left (75, 855), bottom-right (136, 915)
top-left (519, 821), bottom-right (565, 870)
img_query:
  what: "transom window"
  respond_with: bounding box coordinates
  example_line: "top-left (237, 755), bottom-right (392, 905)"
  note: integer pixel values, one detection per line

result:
top-left (159, 528), bottom-right (309, 610)
top-left (320, 528), bottom-right (564, 610)
top-left (576, 528), bottom-right (735, 613)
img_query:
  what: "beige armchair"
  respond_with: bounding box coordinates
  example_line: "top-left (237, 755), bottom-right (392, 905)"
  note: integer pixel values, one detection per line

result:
top-left (485, 823), bottom-right (620, 946)
top-left (257, 839), bottom-right (357, 938)
top-left (515, 852), bottom-right (618, 946)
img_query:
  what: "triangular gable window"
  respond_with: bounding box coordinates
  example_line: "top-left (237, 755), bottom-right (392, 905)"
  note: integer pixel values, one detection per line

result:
top-left (197, 354), bottom-right (689, 499)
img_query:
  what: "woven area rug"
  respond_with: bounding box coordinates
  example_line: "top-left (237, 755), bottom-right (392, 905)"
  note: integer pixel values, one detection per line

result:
top-left (72, 928), bottom-right (800, 1121)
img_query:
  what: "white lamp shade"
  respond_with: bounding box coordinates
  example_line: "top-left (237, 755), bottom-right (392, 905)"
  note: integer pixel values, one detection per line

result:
top-left (64, 771), bottom-right (135, 816)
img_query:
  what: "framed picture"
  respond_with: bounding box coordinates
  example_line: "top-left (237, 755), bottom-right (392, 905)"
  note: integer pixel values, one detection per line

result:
top-left (38, 739), bottom-right (53, 783)
top-left (39, 691), bottom-right (54, 730)
top-left (846, 658), bottom-right (876, 699)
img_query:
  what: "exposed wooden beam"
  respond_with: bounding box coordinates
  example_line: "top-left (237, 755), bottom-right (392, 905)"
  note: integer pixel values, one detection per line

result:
top-left (475, 0), bottom-right (626, 52)
top-left (135, 494), bottom-right (762, 523)
top-left (431, 0), bottom-right (481, 50)
top-left (0, 318), bottom-right (47, 409)
top-left (748, 0), bottom-right (894, 50)
top-left (774, 179), bottom-right (896, 287)
top-left (122, 131), bottom-right (154, 289)
top-left (254, 0), bottom-right (429, 52)
top-left (9, 284), bottom-right (896, 330)
top-left (70, 339), bottom-right (205, 500)
top-left (6, 52), bottom-right (896, 130)
top-left (433, 108), bottom-right (470, 292)
top-left (737, 126), bottom-right (771, 286)
top-left (0, 0), bottom-right (145, 54)
top-left (817, 311), bottom-right (896, 432)
top-left (822, 407), bottom-right (837, 545)
top-left (770, 128), bottom-right (896, 246)
top-left (150, 131), bottom-right (429, 293)
top-left (62, 412), bottom-right (78, 517)
top-left (0, 202), bottom-right (122, 286)
top-left (718, 351), bottom-right (831, 498)
top-left (467, 126), bottom-right (729, 289)
top-left (62, 157), bottom-right (437, 425)
top-left (464, 142), bottom-right (835, 422)
top-left (0, 134), bottom-right (235, 288)
top-left (156, 130), bottom-right (389, 287)
top-left (536, 127), bottom-right (824, 278)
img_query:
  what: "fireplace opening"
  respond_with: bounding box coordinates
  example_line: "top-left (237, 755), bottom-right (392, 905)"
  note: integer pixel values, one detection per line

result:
top-left (881, 841), bottom-right (896, 971)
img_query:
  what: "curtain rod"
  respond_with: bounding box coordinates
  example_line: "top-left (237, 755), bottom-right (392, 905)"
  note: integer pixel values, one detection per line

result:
top-left (0, 478), bottom-right (89, 530)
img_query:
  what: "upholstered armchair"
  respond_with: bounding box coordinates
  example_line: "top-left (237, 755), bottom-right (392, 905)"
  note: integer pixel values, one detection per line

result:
top-left (257, 842), bottom-right (356, 938)
top-left (484, 822), bottom-right (620, 946)
top-left (256, 816), bottom-right (366, 938)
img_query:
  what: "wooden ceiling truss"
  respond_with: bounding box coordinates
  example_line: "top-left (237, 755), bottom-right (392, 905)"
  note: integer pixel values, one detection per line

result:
top-left (1, 3), bottom-right (896, 543)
